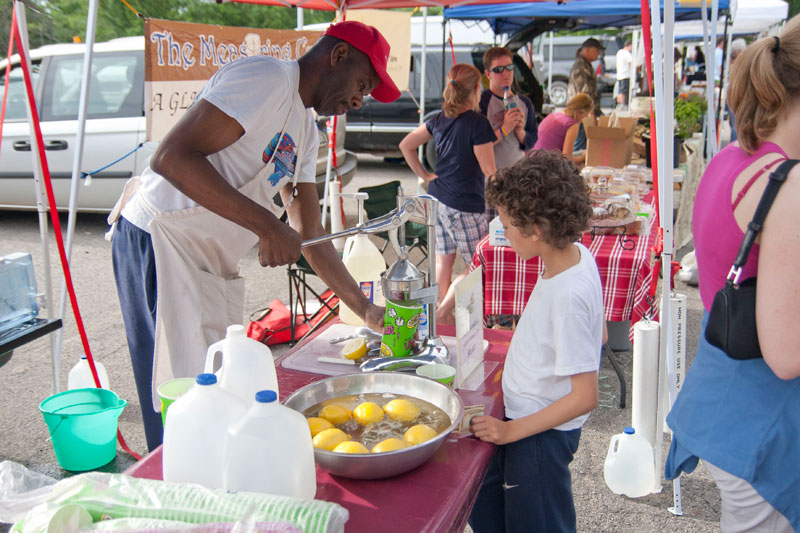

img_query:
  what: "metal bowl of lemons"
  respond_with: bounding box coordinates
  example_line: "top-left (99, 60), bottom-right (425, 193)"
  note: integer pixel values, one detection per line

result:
top-left (283, 372), bottom-right (463, 480)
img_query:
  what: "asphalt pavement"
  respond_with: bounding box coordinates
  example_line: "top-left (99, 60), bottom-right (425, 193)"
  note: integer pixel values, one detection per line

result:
top-left (0, 155), bottom-right (720, 532)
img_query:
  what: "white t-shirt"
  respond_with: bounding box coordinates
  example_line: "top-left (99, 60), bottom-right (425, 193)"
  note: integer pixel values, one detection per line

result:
top-left (122, 56), bottom-right (319, 231)
top-left (502, 243), bottom-right (604, 431)
top-left (616, 48), bottom-right (633, 81)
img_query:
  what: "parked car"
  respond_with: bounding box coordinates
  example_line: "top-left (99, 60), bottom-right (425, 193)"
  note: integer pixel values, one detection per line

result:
top-left (530, 34), bottom-right (622, 107)
top-left (0, 36), bottom-right (355, 213)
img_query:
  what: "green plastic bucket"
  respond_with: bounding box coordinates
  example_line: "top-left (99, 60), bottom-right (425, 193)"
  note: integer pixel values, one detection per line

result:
top-left (39, 388), bottom-right (126, 471)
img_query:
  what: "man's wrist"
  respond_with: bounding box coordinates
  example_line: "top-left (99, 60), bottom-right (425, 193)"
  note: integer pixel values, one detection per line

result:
top-left (500, 126), bottom-right (508, 137)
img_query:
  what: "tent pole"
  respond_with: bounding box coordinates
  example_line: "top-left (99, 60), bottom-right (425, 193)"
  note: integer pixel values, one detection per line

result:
top-left (630, 30), bottom-right (639, 109)
top-left (417, 6), bottom-right (428, 179)
top-left (547, 31), bottom-right (553, 103)
top-left (53, 0), bottom-right (99, 390)
top-left (717, 15), bottom-right (731, 147)
top-left (13, 0), bottom-right (58, 394)
top-left (296, 7), bottom-right (303, 30)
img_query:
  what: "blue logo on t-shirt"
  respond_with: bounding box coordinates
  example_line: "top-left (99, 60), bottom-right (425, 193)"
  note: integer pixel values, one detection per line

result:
top-left (262, 132), bottom-right (297, 186)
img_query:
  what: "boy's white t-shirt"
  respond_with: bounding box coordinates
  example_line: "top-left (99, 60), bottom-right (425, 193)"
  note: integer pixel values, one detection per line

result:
top-left (122, 56), bottom-right (319, 231)
top-left (502, 243), bottom-right (604, 431)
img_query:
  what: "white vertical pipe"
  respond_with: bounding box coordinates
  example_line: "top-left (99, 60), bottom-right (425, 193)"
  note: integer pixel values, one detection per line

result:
top-left (417, 7), bottom-right (428, 170)
top-left (296, 7), bottom-right (303, 30)
top-left (701, 0), bottom-right (717, 159)
top-left (630, 30), bottom-right (639, 108)
top-left (632, 320), bottom-right (661, 466)
top-left (15, 2), bottom-right (58, 394)
top-left (547, 31), bottom-right (554, 101)
top-left (328, 179), bottom-right (345, 251)
top-left (54, 0), bottom-right (99, 391)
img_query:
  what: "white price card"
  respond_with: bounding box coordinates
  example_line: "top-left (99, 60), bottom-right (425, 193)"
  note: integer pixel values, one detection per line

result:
top-left (454, 267), bottom-right (484, 389)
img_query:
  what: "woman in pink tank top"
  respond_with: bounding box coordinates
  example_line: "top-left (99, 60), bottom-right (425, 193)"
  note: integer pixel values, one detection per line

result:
top-left (531, 93), bottom-right (593, 165)
top-left (666, 17), bottom-right (800, 533)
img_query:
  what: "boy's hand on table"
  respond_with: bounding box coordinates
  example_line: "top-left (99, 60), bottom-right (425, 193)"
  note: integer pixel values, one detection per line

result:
top-left (470, 415), bottom-right (516, 445)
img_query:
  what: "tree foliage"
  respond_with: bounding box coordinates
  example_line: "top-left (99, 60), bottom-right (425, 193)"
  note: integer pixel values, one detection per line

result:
top-left (1, 0), bottom-right (336, 55)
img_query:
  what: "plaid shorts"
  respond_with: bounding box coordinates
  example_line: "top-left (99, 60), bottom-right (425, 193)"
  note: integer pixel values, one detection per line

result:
top-left (435, 203), bottom-right (489, 263)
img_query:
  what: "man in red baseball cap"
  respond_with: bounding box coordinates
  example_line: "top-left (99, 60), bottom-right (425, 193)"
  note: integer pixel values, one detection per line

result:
top-left (323, 20), bottom-right (401, 104)
top-left (111, 20), bottom-right (400, 451)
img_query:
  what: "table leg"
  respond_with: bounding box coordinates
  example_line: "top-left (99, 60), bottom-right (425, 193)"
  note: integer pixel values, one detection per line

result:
top-left (603, 343), bottom-right (627, 409)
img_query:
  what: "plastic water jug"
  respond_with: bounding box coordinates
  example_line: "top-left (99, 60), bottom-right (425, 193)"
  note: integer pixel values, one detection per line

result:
top-left (604, 427), bottom-right (656, 498)
top-left (163, 373), bottom-right (246, 488)
top-left (223, 390), bottom-right (316, 499)
top-left (67, 355), bottom-right (110, 390)
top-left (338, 193), bottom-right (386, 326)
top-left (205, 324), bottom-right (279, 406)
top-left (0, 252), bottom-right (38, 334)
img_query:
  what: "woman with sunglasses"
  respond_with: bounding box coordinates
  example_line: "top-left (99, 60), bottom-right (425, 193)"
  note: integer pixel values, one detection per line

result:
top-left (399, 64), bottom-right (496, 306)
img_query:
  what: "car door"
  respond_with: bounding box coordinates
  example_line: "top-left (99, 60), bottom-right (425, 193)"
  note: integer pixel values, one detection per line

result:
top-left (0, 49), bottom-right (150, 212)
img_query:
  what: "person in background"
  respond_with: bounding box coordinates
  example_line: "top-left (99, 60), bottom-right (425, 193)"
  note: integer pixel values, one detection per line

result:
top-left (479, 47), bottom-right (539, 223)
top-left (665, 17), bottom-right (800, 532)
top-left (615, 39), bottom-right (633, 108)
top-left (399, 64), bottom-right (496, 305)
top-left (533, 93), bottom-right (594, 166)
top-left (727, 38), bottom-right (748, 142)
top-left (468, 153), bottom-right (603, 532)
top-left (568, 38), bottom-right (604, 152)
top-left (109, 21), bottom-right (398, 451)
top-left (715, 36), bottom-right (725, 82)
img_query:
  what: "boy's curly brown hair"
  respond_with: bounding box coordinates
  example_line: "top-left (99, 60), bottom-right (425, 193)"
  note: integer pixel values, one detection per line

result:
top-left (486, 151), bottom-right (592, 249)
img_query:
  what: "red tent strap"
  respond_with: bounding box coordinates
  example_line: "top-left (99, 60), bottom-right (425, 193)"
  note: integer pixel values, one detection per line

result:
top-left (9, 6), bottom-right (140, 461)
top-left (0, 6), bottom-right (17, 159)
top-left (640, 0), bottom-right (660, 230)
top-left (448, 31), bottom-right (456, 66)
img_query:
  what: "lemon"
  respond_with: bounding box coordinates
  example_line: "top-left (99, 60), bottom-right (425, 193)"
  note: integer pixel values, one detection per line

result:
top-left (318, 404), bottom-right (352, 425)
top-left (383, 399), bottom-right (420, 422)
top-left (307, 417), bottom-right (334, 437)
top-left (403, 424), bottom-right (438, 445)
top-left (353, 401), bottom-right (384, 425)
top-left (341, 338), bottom-right (367, 360)
top-left (371, 437), bottom-right (408, 453)
top-left (312, 428), bottom-right (351, 451)
top-left (332, 440), bottom-right (370, 454)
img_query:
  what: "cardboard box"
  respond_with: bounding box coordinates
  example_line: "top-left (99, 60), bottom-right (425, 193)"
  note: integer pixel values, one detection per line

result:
top-left (583, 115), bottom-right (638, 168)
top-left (488, 216), bottom-right (510, 247)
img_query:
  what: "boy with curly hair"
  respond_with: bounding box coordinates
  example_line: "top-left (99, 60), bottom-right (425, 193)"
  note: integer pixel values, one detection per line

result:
top-left (468, 151), bottom-right (604, 532)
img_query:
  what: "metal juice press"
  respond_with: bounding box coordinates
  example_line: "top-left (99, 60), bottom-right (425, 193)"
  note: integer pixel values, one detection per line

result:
top-left (302, 186), bottom-right (449, 372)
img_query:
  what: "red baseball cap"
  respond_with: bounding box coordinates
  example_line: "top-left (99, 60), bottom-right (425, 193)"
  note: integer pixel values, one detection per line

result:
top-left (324, 21), bottom-right (401, 103)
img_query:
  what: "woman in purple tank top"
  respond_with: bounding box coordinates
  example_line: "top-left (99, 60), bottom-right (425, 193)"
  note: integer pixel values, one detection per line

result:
top-left (532, 93), bottom-right (593, 165)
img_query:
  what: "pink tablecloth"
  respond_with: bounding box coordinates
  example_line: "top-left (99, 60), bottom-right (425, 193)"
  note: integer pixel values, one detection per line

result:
top-left (125, 321), bottom-right (512, 533)
top-left (473, 213), bottom-right (658, 324)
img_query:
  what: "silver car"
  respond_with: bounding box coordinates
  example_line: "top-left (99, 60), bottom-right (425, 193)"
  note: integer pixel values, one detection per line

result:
top-left (0, 36), bottom-right (355, 213)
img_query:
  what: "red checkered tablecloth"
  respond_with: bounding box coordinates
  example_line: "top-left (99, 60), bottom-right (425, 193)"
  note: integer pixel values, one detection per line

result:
top-left (471, 214), bottom-right (658, 325)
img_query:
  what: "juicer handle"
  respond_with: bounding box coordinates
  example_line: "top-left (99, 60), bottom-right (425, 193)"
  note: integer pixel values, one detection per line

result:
top-left (204, 339), bottom-right (225, 374)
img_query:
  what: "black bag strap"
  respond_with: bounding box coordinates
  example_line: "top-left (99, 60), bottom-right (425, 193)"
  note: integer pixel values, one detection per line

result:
top-left (727, 159), bottom-right (800, 285)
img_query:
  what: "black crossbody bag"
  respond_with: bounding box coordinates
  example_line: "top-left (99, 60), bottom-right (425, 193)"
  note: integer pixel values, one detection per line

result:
top-left (705, 159), bottom-right (799, 360)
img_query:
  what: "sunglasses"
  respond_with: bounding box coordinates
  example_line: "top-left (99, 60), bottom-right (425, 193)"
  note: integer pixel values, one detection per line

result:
top-left (489, 64), bottom-right (515, 74)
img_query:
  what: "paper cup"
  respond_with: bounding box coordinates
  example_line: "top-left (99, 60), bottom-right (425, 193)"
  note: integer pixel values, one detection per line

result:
top-left (416, 364), bottom-right (456, 387)
top-left (157, 377), bottom-right (195, 426)
top-left (380, 300), bottom-right (422, 358)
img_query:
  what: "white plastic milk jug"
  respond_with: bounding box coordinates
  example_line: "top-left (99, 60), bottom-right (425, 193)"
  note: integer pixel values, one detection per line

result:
top-left (205, 324), bottom-right (279, 406)
top-left (604, 426), bottom-right (656, 498)
top-left (67, 355), bottom-right (110, 390)
top-left (223, 390), bottom-right (316, 499)
top-left (163, 373), bottom-right (246, 488)
top-left (338, 193), bottom-right (386, 326)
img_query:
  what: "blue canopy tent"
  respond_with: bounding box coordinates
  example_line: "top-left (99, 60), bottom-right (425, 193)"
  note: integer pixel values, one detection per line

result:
top-left (444, 0), bottom-right (730, 35)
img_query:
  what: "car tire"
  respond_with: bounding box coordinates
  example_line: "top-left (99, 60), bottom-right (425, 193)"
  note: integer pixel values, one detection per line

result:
top-left (548, 80), bottom-right (569, 107)
top-left (424, 139), bottom-right (437, 173)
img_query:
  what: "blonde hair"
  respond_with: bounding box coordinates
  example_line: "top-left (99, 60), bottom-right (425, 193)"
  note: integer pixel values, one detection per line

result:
top-left (442, 64), bottom-right (481, 118)
top-left (564, 93), bottom-right (594, 117)
top-left (728, 15), bottom-right (800, 153)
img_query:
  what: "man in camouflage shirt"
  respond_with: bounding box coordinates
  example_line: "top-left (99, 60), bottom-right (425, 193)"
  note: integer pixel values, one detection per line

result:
top-left (568, 38), bottom-right (604, 117)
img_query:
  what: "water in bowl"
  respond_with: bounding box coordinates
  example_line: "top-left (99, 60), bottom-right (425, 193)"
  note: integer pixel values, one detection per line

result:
top-left (303, 392), bottom-right (451, 452)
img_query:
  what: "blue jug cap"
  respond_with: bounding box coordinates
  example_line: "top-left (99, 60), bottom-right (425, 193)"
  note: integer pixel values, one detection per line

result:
top-left (624, 426), bottom-right (635, 435)
top-left (255, 390), bottom-right (278, 403)
top-left (196, 373), bottom-right (217, 385)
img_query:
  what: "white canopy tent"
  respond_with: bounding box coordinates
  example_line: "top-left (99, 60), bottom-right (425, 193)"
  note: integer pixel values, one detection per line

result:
top-left (674, 0), bottom-right (787, 38)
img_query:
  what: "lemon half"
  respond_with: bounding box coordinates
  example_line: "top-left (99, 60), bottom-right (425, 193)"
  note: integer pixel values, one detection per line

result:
top-left (371, 437), bottom-right (408, 453)
top-left (312, 428), bottom-right (351, 451)
top-left (353, 401), bottom-right (385, 425)
top-left (403, 424), bottom-right (438, 445)
top-left (383, 399), bottom-right (421, 422)
top-left (341, 338), bottom-right (367, 360)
